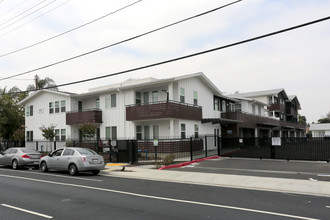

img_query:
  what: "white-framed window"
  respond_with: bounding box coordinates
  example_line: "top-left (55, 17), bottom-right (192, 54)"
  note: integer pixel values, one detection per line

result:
top-left (61, 129), bottom-right (66, 141)
top-left (26, 131), bottom-right (33, 142)
top-left (105, 126), bottom-right (117, 140)
top-left (136, 92), bottom-right (141, 105)
top-left (49, 102), bottom-right (54, 114)
top-left (136, 125), bottom-right (142, 140)
top-left (55, 129), bottom-right (60, 141)
top-left (214, 99), bottom-right (220, 111)
top-left (153, 125), bottom-right (159, 139)
top-left (235, 104), bottom-right (241, 112)
top-left (26, 105), bottom-right (33, 117)
top-left (143, 92), bottom-right (149, 104)
top-left (111, 94), bottom-right (116, 108)
top-left (152, 91), bottom-right (158, 103)
top-left (55, 101), bottom-right (59, 113)
top-left (181, 123), bottom-right (186, 139)
top-left (180, 88), bottom-right (185, 103)
top-left (96, 99), bottom-right (100, 109)
top-left (194, 124), bottom-right (199, 138)
top-left (144, 126), bottom-right (150, 139)
top-left (61, 100), bottom-right (66, 112)
top-left (193, 91), bottom-right (198, 106)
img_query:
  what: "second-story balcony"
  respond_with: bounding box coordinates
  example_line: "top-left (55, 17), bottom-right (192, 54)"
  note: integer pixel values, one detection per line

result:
top-left (268, 103), bottom-right (285, 112)
top-left (66, 108), bottom-right (102, 125)
top-left (221, 111), bottom-right (305, 130)
top-left (126, 100), bottom-right (202, 121)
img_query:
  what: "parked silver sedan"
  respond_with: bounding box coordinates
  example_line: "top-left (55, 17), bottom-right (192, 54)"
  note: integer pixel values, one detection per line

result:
top-left (0, 148), bottom-right (42, 169)
top-left (39, 147), bottom-right (105, 175)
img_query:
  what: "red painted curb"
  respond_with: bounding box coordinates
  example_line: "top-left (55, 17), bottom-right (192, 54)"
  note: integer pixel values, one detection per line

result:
top-left (158, 155), bottom-right (220, 170)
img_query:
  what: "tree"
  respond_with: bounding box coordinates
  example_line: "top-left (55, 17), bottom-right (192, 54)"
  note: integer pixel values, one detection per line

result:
top-left (39, 125), bottom-right (56, 141)
top-left (0, 87), bottom-right (26, 140)
top-left (79, 123), bottom-right (97, 140)
top-left (298, 115), bottom-right (307, 125)
top-left (317, 111), bottom-right (330, 124)
top-left (26, 75), bottom-right (58, 91)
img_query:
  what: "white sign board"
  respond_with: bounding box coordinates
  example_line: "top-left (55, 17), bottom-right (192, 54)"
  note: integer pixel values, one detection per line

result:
top-left (272, 137), bottom-right (281, 146)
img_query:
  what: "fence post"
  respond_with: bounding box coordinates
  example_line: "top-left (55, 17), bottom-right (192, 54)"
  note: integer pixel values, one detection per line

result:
top-left (205, 135), bottom-right (208, 158)
top-left (54, 141), bottom-right (56, 151)
top-left (36, 141), bottom-right (38, 151)
top-left (108, 139), bottom-right (112, 163)
top-left (217, 136), bottom-right (221, 156)
top-left (190, 137), bottom-right (193, 161)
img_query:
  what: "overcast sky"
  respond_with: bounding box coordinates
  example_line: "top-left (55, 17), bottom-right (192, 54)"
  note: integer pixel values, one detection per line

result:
top-left (0, 0), bottom-right (329, 124)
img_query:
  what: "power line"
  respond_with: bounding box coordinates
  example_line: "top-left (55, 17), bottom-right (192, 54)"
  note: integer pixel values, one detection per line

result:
top-left (6, 14), bottom-right (330, 94)
top-left (0, 0), bottom-right (28, 20)
top-left (0, 0), bottom-right (142, 58)
top-left (0, 0), bottom-right (57, 32)
top-left (0, 0), bottom-right (72, 39)
top-left (0, 0), bottom-right (242, 81)
top-left (0, 0), bottom-right (48, 27)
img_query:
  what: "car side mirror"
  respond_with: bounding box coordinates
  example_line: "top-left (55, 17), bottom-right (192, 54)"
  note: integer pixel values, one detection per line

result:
top-left (48, 153), bottom-right (53, 157)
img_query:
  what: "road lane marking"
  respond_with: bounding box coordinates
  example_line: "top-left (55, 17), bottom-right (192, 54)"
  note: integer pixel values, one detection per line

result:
top-left (1, 204), bottom-right (53, 219)
top-left (0, 174), bottom-right (319, 220)
top-left (0, 168), bottom-right (102, 182)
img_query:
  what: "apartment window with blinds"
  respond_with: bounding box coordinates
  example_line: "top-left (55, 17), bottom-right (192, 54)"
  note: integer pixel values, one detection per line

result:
top-left (26, 105), bottom-right (33, 117)
top-left (194, 124), bottom-right (199, 138)
top-left (144, 126), bottom-right (150, 139)
top-left (61, 100), bottom-right (66, 112)
top-left (111, 94), bottom-right (116, 108)
top-left (105, 126), bottom-right (117, 140)
top-left (136, 126), bottom-right (142, 140)
top-left (55, 129), bottom-right (60, 141)
top-left (26, 131), bottom-right (33, 142)
top-left (61, 129), bottom-right (66, 141)
top-left (181, 124), bottom-right (186, 139)
top-left (152, 91), bottom-right (158, 103)
top-left (136, 92), bottom-right (141, 105)
top-left (55, 101), bottom-right (59, 113)
top-left (180, 88), bottom-right (185, 103)
top-left (235, 104), bottom-right (241, 112)
top-left (214, 99), bottom-right (220, 111)
top-left (49, 102), bottom-right (54, 114)
top-left (193, 91), bottom-right (198, 106)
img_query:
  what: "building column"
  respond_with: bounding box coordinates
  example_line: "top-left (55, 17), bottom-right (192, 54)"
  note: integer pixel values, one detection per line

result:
top-left (255, 128), bottom-right (258, 138)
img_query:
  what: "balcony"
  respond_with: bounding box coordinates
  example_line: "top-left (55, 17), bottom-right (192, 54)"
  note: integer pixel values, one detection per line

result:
top-left (66, 109), bottom-right (102, 125)
top-left (126, 100), bottom-right (202, 121)
top-left (221, 111), bottom-right (305, 130)
top-left (268, 103), bottom-right (285, 112)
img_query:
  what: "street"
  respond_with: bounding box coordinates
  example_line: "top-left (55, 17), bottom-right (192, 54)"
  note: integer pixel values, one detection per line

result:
top-left (0, 167), bottom-right (329, 220)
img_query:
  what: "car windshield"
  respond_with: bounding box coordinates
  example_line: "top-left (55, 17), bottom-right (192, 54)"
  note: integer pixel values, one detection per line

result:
top-left (21, 148), bottom-right (39, 154)
top-left (76, 148), bottom-right (98, 156)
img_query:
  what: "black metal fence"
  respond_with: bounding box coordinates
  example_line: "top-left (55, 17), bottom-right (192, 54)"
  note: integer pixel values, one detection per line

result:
top-left (2, 137), bottom-right (330, 164)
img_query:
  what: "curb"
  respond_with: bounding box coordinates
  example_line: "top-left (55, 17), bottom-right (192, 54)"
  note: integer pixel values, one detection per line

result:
top-left (158, 155), bottom-right (220, 170)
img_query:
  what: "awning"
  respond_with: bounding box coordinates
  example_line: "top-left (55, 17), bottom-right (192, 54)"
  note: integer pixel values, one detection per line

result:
top-left (202, 118), bottom-right (242, 125)
top-left (281, 125), bottom-right (295, 130)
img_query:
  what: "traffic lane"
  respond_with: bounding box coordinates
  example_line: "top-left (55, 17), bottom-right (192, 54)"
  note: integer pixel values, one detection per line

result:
top-left (173, 158), bottom-right (330, 181)
top-left (0, 173), bottom-right (326, 220)
top-left (0, 169), bottom-right (328, 219)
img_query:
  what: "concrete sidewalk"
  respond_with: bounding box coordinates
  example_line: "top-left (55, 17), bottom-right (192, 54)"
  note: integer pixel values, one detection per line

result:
top-left (103, 162), bottom-right (330, 198)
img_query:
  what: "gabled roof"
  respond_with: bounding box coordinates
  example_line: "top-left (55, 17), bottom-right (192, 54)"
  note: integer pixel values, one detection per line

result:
top-left (233, 88), bottom-right (288, 99)
top-left (18, 89), bottom-right (75, 105)
top-left (228, 96), bottom-right (269, 107)
top-left (288, 95), bottom-right (301, 110)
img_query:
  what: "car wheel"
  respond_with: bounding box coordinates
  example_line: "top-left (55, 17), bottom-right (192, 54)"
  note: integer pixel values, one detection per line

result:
top-left (40, 162), bottom-right (48, 172)
top-left (68, 164), bottom-right (79, 176)
top-left (91, 170), bottom-right (100, 175)
top-left (12, 160), bottom-right (19, 170)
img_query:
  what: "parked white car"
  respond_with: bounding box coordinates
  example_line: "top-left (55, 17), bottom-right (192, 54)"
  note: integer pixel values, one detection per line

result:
top-left (39, 147), bottom-right (105, 175)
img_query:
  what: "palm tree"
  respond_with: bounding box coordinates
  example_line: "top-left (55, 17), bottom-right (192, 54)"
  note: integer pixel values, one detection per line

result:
top-left (26, 75), bottom-right (58, 91)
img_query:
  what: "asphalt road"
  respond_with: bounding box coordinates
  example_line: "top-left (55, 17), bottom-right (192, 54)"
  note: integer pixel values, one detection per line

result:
top-left (0, 167), bottom-right (329, 220)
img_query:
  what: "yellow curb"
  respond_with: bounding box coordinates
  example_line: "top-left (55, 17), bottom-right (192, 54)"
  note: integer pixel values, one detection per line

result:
top-left (106, 163), bottom-right (127, 167)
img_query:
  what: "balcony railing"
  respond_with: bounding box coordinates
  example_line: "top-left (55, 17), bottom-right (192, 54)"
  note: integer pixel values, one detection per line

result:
top-left (268, 103), bottom-right (285, 112)
top-left (66, 108), bottom-right (102, 125)
top-left (221, 111), bottom-right (305, 130)
top-left (126, 100), bottom-right (202, 121)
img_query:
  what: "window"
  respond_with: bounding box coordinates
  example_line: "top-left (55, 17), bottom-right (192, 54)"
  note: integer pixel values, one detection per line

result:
top-left (61, 100), bottom-right (66, 112)
top-left (26, 105), bottom-right (33, 117)
top-left (152, 91), bottom-right (158, 103)
top-left (181, 124), bottom-right (186, 139)
top-left (63, 149), bottom-right (74, 156)
top-left (61, 129), bottom-right (66, 141)
top-left (230, 103), bottom-right (235, 112)
top-left (252, 105), bottom-right (256, 115)
top-left (53, 149), bottom-right (63, 157)
top-left (144, 126), bottom-right (150, 139)
top-left (26, 131), bottom-right (33, 142)
top-left (96, 99), bottom-right (100, 109)
top-left (105, 95), bottom-right (111, 108)
top-left (235, 104), bottom-right (241, 112)
top-left (105, 126), bottom-right (117, 140)
top-left (143, 92), bottom-right (149, 104)
top-left (268, 96), bottom-right (273, 104)
top-left (49, 102), bottom-right (54, 114)
top-left (222, 101), bottom-right (226, 113)
top-left (180, 88), bottom-right (185, 103)
top-left (111, 94), bottom-right (116, 108)
top-left (55, 101), bottom-right (59, 113)
top-left (136, 126), bottom-right (142, 140)
top-left (153, 125), bottom-right (159, 139)
top-left (55, 129), bottom-right (60, 141)
top-left (136, 92), bottom-right (141, 105)
top-left (193, 91), bottom-right (198, 106)
top-left (214, 99), bottom-right (220, 111)
top-left (194, 124), bottom-right (199, 138)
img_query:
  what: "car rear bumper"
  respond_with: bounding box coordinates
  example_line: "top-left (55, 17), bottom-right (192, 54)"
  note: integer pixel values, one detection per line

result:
top-left (78, 162), bottom-right (105, 171)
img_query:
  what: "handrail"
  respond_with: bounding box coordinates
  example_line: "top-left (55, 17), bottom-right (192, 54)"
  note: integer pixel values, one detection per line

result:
top-left (66, 108), bottom-right (101, 114)
top-left (126, 100), bottom-right (202, 108)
